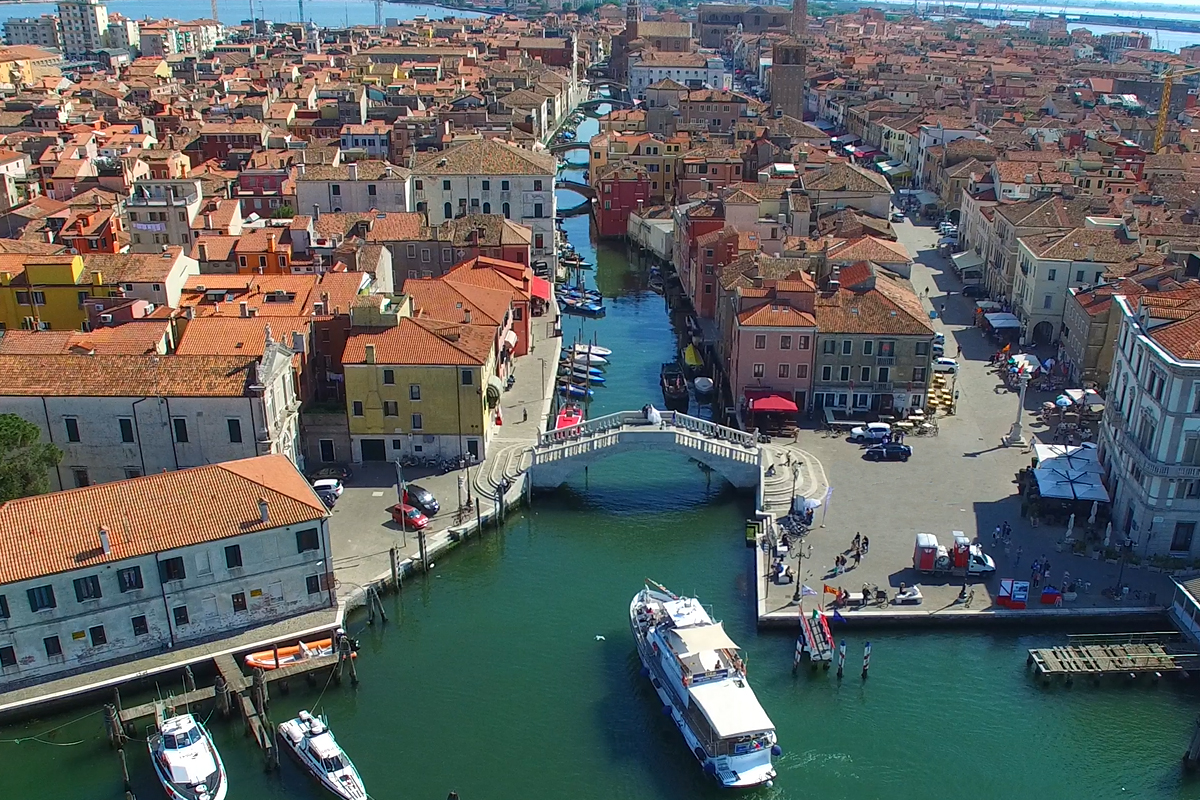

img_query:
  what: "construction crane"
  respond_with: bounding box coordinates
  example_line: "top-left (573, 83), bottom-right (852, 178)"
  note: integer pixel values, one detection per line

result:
top-left (210, 0), bottom-right (218, 24)
top-left (375, 0), bottom-right (383, 32)
top-left (1154, 65), bottom-right (1200, 152)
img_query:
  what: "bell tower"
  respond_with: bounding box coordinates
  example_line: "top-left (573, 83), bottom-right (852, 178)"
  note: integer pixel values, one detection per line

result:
top-left (626, 0), bottom-right (641, 41)
top-left (771, 0), bottom-right (808, 120)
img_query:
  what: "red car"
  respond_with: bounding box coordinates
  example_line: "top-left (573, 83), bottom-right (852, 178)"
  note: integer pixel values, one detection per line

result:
top-left (391, 503), bottom-right (429, 530)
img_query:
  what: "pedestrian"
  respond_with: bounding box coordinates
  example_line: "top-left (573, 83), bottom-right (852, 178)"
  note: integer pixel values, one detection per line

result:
top-left (940, 303), bottom-right (946, 317)
top-left (1042, 557), bottom-right (1050, 574)
top-left (1003, 521), bottom-right (1012, 537)
top-left (522, 407), bottom-right (528, 423)
top-left (956, 344), bottom-right (963, 358)
top-left (994, 525), bottom-right (1002, 544)
top-left (852, 532), bottom-right (862, 551)
top-left (1043, 565), bottom-right (1051, 586)
top-left (1015, 546), bottom-right (1022, 567)
top-left (862, 536), bottom-right (870, 554)
top-left (1032, 569), bottom-right (1041, 589)
top-left (852, 548), bottom-right (861, 568)
top-left (1031, 558), bottom-right (1040, 578)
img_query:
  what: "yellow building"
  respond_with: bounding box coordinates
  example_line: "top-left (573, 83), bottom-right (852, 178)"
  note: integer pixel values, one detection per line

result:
top-left (588, 131), bottom-right (687, 203)
top-left (342, 317), bottom-right (499, 464)
top-left (0, 254), bottom-right (115, 331)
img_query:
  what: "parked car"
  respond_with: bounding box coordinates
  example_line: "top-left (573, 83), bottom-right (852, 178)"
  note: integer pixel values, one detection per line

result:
top-left (933, 357), bottom-right (960, 374)
top-left (849, 421), bottom-right (892, 443)
top-left (932, 342), bottom-right (945, 357)
top-left (938, 222), bottom-right (957, 235)
top-left (890, 211), bottom-right (905, 222)
top-left (403, 484), bottom-right (440, 516)
top-left (312, 478), bottom-right (344, 498)
top-left (933, 332), bottom-right (946, 345)
top-left (309, 465), bottom-right (353, 481)
top-left (315, 488), bottom-right (338, 509)
top-left (391, 503), bottom-right (429, 530)
top-left (866, 443), bottom-right (913, 462)
top-left (961, 284), bottom-right (989, 299)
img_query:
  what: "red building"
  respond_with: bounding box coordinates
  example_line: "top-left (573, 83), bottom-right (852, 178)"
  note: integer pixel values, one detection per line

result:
top-left (595, 164), bottom-right (651, 238)
top-left (55, 207), bottom-right (124, 254)
top-left (691, 225), bottom-right (741, 319)
top-left (672, 198), bottom-right (726, 317)
top-left (197, 121), bottom-right (269, 163)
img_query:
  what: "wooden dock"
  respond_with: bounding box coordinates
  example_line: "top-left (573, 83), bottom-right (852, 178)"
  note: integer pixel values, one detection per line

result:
top-left (1028, 632), bottom-right (1192, 683)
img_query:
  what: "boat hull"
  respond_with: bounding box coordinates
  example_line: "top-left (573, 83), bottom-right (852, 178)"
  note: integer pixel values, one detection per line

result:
top-left (629, 590), bottom-right (776, 789)
top-left (245, 638), bottom-right (340, 670)
top-left (149, 721), bottom-right (228, 800)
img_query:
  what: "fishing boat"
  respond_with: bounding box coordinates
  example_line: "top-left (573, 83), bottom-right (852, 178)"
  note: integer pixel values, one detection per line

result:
top-left (558, 383), bottom-right (594, 399)
top-left (277, 711), bottom-right (366, 800)
top-left (572, 343), bottom-right (613, 358)
top-left (555, 402), bottom-right (585, 430)
top-left (244, 637), bottom-right (348, 670)
top-left (661, 362), bottom-right (688, 404)
top-left (694, 376), bottom-right (715, 397)
top-left (148, 712), bottom-right (229, 800)
top-left (630, 582), bottom-right (778, 788)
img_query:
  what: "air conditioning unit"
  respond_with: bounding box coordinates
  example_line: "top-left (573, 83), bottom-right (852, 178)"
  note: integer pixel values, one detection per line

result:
top-left (99, 313), bottom-right (113, 323)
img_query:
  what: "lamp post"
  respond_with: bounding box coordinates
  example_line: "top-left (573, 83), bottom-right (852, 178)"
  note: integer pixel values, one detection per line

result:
top-left (539, 356), bottom-right (547, 400)
top-left (1003, 372), bottom-right (1030, 447)
top-left (790, 462), bottom-right (801, 512)
top-left (792, 541), bottom-right (813, 603)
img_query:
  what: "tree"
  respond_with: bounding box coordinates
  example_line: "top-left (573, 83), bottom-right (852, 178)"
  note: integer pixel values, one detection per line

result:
top-left (0, 414), bottom-right (62, 502)
top-left (271, 205), bottom-right (295, 219)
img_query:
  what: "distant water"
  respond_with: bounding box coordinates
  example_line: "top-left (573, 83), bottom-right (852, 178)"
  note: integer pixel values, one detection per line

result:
top-left (0, 1), bottom-right (485, 27)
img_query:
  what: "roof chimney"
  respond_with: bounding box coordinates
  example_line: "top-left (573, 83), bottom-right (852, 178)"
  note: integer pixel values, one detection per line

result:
top-left (239, 301), bottom-right (249, 317)
top-left (365, 343), bottom-right (376, 364)
top-left (313, 204), bottom-right (320, 221)
top-left (98, 526), bottom-right (111, 555)
top-left (258, 498), bottom-right (269, 524)
top-left (198, 242), bottom-right (208, 262)
top-left (204, 213), bottom-right (213, 229)
top-left (268, 234), bottom-right (277, 253)
top-left (464, 309), bottom-right (472, 324)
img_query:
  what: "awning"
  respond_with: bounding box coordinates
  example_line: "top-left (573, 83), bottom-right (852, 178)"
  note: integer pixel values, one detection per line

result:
top-left (984, 312), bottom-right (1021, 329)
top-left (503, 329), bottom-right (519, 348)
top-left (1034, 466), bottom-right (1110, 503)
top-left (486, 374), bottom-right (503, 404)
top-left (531, 277), bottom-right (552, 301)
top-left (748, 393), bottom-right (798, 413)
top-left (1064, 388), bottom-right (1105, 408)
top-left (914, 190), bottom-right (939, 206)
top-left (667, 623), bottom-right (740, 655)
top-left (951, 251), bottom-right (983, 272)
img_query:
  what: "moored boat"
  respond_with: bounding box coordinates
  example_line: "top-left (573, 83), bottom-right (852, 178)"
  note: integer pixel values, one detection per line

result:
top-left (148, 712), bottom-right (228, 800)
top-left (559, 369), bottom-right (606, 384)
top-left (563, 301), bottom-right (606, 317)
top-left (694, 376), bottom-right (714, 396)
top-left (244, 637), bottom-right (349, 670)
top-left (555, 402), bottom-right (585, 430)
top-left (560, 352), bottom-right (608, 366)
top-left (558, 383), bottom-right (594, 399)
top-left (572, 343), bottom-right (613, 357)
top-left (277, 711), bottom-right (366, 800)
top-left (630, 582), bottom-right (778, 788)
top-left (661, 362), bottom-right (688, 404)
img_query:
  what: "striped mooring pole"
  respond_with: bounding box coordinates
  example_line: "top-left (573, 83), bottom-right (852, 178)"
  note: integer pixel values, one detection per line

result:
top-left (837, 640), bottom-right (847, 679)
top-left (792, 631), bottom-right (804, 674)
top-left (862, 641), bottom-right (872, 680)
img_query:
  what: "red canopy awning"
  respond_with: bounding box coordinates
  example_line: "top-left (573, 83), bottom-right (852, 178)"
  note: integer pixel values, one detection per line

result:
top-left (531, 277), bottom-right (552, 301)
top-left (747, 392), bottom-right (798, 413)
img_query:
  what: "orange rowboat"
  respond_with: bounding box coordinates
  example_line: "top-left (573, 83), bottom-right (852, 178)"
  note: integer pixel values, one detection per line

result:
top-left (244, 638), bottom-right (352, 670)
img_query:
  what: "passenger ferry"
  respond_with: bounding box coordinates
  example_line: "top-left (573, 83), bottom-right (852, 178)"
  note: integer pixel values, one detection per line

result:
top-left (630, 581), bottom-right (779, 788)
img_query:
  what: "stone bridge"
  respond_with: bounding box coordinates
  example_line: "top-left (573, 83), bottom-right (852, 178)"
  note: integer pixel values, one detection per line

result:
top-left (555, 180), bottom-right (596, 200)
top-left (579, 97), bottom-right (634, 112)
top-left (528, 410), bottom-right (763, 491)
top-left (550, 140), bottom-right (589, 154)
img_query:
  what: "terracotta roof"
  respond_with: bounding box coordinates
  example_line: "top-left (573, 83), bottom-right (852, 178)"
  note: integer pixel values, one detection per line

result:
top-left (0, 354), bottom-right (258, 397)
top-left (343, 317), bottom-right (494, 366)
top-left (0, 455), bottom-right (326, 585)
top-left (86, 248), bottom-right (188, 284)
top-left (737, 303), bottom-right (817, 327)
top-left (175, 317), bottom-right (310, 356)
top-left (413, 138), bottom-right (554, 176)
top-left (0, 324), bottom-right (169, 355)
top-left (802, 162), bottom-right (892, 194)
top-left (403, 276), bottom-right (512, 327)
top-left (814, 270), bottom-right (933, 335)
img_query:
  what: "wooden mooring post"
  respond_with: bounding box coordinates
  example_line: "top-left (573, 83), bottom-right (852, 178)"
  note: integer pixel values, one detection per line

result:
top-left (335, 634), bottom-right (358, 686)
top-left (1184, 715), bottom-right (1200, 770)
top-left (390, 546), bottom-right (400, 591)
top-left (103, 703), bottom-right (126, 748)
top-left (118, 746), bottom-right (135, 800)
top-left (214, 674), bottom-right (231, 718)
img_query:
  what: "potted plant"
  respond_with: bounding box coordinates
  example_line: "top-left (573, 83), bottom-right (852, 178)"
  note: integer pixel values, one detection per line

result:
top-left (1104, 546), bottom-right (1120, 563)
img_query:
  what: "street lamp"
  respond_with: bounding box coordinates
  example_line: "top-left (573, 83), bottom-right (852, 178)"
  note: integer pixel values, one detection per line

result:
top-left (792, 541), bottom-right (813, 603)
top-left (790, 462), bottom-right (801, 510)
top-left (1003, 372), bottom-right (1030, 447)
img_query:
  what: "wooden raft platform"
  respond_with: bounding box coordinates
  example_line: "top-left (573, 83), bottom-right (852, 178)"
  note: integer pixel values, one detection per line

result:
top-left (1029, 643), bottom-right (1183, 676)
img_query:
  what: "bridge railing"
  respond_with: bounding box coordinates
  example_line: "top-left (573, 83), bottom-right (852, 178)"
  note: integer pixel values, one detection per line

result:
top-left (537, 410), bottom-right (756, 449)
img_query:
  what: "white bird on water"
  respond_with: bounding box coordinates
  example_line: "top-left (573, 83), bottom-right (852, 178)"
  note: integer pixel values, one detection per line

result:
top-left (594, 635), bottom-right (606, 641)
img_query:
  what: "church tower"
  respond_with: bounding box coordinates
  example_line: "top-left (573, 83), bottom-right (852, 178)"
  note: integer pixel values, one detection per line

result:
top-left (771, 0), bottom-right (808, 120)
top-left (626, 0), bottom-right (641, 41)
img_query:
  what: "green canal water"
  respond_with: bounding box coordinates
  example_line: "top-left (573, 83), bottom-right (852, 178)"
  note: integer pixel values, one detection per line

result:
top-left (3, 160), bottom-right (1200, 800)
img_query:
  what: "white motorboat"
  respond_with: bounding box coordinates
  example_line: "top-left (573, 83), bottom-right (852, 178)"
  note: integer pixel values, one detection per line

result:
top-left (561, 352), bottom-right (608, 366)
top-left (572, 343), bottom-right (612, 358)
top-left (630, 582), bottom-right (778, 788)
top-left (694, 376), bottom-right (714, 395)
top-left (148, 712), bottom-right (228, 800)
top-left (278, 711), bottom-right (366, 799)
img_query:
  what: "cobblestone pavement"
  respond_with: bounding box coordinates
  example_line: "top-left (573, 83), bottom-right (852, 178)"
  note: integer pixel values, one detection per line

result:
top-left (763, 216), bottom-right (1173, 618)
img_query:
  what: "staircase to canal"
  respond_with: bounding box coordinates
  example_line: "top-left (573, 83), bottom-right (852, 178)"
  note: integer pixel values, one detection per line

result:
top-left (472, 411), bottom-right (828, 519)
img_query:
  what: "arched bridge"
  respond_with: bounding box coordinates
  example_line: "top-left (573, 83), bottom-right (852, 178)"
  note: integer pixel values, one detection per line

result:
top-left (579, 97), bottom-right (635, 112)
top-left (589, 78), bottom-right (628, 91)
top-left (529, 410), bottom-right (762, 491)
top-left (550, 140), bottom-right (589, 154)
top-left (555, 180), bottom-right (596, 200)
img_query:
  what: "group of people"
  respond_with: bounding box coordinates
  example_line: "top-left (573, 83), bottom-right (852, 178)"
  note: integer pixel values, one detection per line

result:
top-left (833, 533), bottom-right (870, 575)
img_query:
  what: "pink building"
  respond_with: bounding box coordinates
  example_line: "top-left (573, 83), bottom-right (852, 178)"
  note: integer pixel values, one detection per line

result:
top-left (729, 278), bottom-right (818, 414)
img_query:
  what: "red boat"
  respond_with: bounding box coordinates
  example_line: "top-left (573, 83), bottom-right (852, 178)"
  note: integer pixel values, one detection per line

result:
top-left (555, 403), bottom-right (584, 430)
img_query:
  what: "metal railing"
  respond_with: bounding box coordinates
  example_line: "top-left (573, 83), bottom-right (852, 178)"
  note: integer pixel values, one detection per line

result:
top-left (533, 410), bottom-right (759, 465)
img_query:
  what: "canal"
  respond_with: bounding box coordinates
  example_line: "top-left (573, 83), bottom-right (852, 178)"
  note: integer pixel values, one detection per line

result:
top-left (3, 114), bottom-right (1200, 800)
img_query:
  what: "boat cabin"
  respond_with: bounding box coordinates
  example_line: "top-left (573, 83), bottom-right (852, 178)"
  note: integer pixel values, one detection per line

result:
top-left (160, 717), bottom-right (203, 750)
top-left (309, 733), bottom-right (348, 773)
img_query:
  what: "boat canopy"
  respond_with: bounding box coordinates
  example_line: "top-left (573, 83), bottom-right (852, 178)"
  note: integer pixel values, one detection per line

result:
top-left (688, 679), bottom-right (775, 738)
top-left (308, 732), bottom-right (341, 760)
top-left (668, 622), bottom-right (740, 655)
top-left (683, 344), bottom-right (703, 368)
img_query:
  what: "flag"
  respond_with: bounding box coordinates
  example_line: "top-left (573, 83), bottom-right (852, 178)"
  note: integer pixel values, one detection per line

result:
top-left (1001, 343), bottom-right (1011, 353)
top-left (832, 608), bottom-right (847, 624)
top-left (823, 584), bottom-right (840, 596)
top-left (800, 584), bottom-right (818, 597)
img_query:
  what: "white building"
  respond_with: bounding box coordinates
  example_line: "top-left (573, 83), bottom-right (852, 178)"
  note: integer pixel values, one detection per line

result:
top-left (0, 455), bottom-right (332, 688)
top-left (1013, 224), bottom-right (1145, 345)
top-left (911, 122), bottom-right (981, 187)
top-left (56, 0), bottom-right (108, 58)
top-left (4, 16), bottom-right (63, 51)
top-left (124, 178), bottom-right (203, 252)
top-left (412, 139), bottom-right (557, 273)
top-left (104, 13), bottom-right (139, 52)
top-left (629, 52), bottom-right (730, 98)
top-left (295, 161), bottom-right (410, 216)
top-left (1100, 287), bottom-right (1200, 558)
top-left (0, 345), bottom-right (303, 490)
top-left (84, 247), bottom-right (199, 310)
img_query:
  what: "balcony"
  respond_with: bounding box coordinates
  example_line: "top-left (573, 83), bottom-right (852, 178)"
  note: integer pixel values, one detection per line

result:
top-left (1107, 420), bottom-right (1200, 480)
top-left (128, 193), bottom-right (197, 207)
top-left (876, 356), bottom-right (895, 366)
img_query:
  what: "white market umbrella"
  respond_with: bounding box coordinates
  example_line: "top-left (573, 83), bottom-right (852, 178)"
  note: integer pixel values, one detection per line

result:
top-left (1065, 513), bottom-right (1075, 540)
top-left (1103, 521), bottom-right (1112, 548)
top-left (1088, 501), bottom-right (1098, 526)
